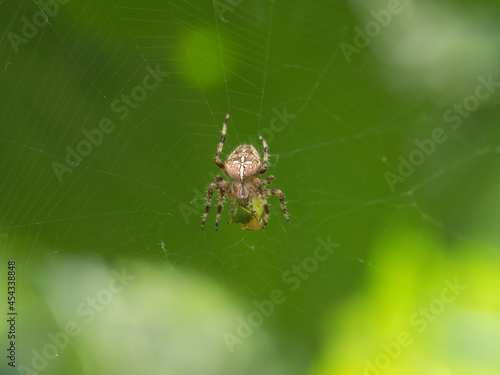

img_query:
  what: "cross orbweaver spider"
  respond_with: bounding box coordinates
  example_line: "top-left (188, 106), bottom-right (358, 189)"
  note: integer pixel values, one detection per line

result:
top-left (201, 111), bottom-right (290, 231)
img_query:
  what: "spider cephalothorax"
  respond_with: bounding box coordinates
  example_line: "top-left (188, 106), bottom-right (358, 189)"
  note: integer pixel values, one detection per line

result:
top-left (201, 111), bottom-right (290, 231)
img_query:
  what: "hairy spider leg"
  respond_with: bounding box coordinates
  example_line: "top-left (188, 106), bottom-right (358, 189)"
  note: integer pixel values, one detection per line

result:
top-left (261, 175), bottom-right (274, 186)
top-left (230, 200), bottom-right (236, 220)
top-left (214, 111), bottom-right (231, 173)
top-left (257, 134), bottom-right (269, 177)
top-left (215, 185), bottom-right (226, 231)
top-left (267, 188), bottom-right (290, 225)
top-left (201, 176), bottom-right (227, 231)
top-left (260, 195), bottom-right (270, 229)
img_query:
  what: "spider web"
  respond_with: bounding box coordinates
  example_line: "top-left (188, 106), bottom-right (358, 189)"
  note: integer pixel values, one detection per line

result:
top-left (1, 1), bottom-right (500, 374)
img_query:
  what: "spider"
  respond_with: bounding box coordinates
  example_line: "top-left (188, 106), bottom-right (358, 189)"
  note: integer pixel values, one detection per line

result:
top-left (201, 111), bottom-right (290, 231)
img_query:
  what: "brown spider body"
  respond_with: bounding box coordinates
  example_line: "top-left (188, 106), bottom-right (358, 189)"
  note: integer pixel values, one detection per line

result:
top-left (201, 112), bottom-right (290, 231)
top-left (225, 144), bottom-right (261, 206)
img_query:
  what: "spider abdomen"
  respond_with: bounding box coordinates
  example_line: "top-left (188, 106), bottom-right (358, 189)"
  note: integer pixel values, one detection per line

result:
top-left (225, 144), bottom-right (261, 181)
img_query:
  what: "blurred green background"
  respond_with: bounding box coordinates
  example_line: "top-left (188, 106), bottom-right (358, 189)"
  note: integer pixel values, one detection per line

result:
top-left (1, 0), bottom-right (500, 374)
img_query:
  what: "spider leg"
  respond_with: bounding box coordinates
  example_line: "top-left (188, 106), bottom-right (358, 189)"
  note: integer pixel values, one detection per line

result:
top-left (201, 177), bottom-right (228, 230)
top-left (214, 111), bottom-right (231, 173)
top-left (201, 182), bottom-right (222, 230)
top-left (267, 188), bottom-right (290, 225)
top-left (261, 175), bottom-right (274, 186)
top-left (215, 187), bottom-right (226, 231)
top-left (248, 199), bottom-right (254, 217)
top-left (257, 134), bottom-right (269, 177)
top-left (230, 200), bottom-right (236, 220)
top-left (260, 195), bottom-right (270, 229)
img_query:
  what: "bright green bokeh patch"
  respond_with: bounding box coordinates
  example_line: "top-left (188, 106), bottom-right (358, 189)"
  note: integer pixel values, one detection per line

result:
top-left (174, 28), bottom-right (231, 88)
top-left (312, 227), bottom-right (500, 375)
